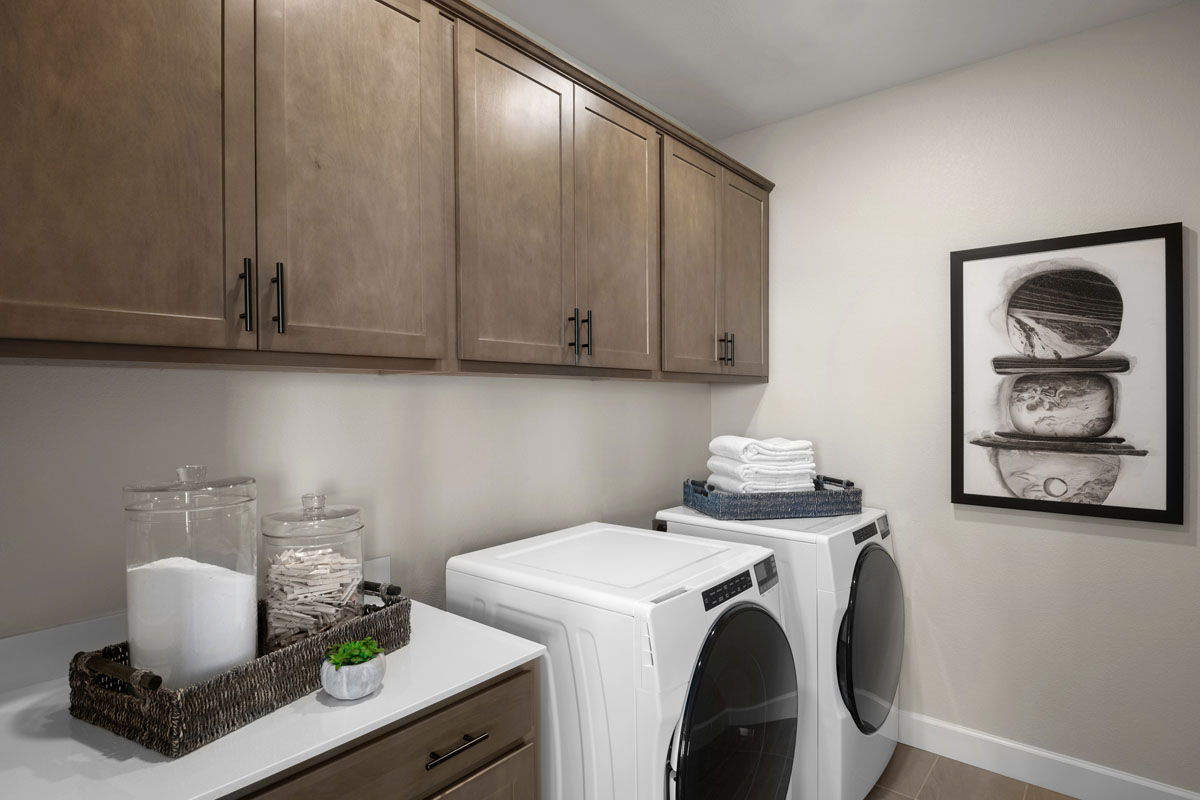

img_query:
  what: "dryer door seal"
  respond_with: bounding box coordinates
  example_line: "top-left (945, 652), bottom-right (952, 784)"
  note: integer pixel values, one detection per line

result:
top-left (837, 543), bottom-right (905, 735)
top-left (673, 603), bottom-right (798, 800)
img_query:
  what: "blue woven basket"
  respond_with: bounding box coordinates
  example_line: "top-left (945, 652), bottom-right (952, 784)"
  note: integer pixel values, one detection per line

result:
top-left (682, 479), bottom-right (863, 520)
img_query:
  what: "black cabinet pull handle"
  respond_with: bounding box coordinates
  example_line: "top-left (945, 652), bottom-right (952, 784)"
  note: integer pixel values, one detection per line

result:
top-left (270, 262), bottom-right (285, 333)
top-left (568, 307), bottom-right (580, 359)
top-left (239, 258), bottom-right (253, 332)
top-left (582, 309), bottom-right (592, 355)
top-left (729, 332), bottom-right (735, 367)
top-left (718, 333), bottom-right (729, 364)
top-left (426, 732), bottom-right (489, 771)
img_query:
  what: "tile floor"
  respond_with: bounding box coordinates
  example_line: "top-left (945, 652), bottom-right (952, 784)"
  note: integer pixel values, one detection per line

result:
top-left (869, 744), bottom-right (1078, 800)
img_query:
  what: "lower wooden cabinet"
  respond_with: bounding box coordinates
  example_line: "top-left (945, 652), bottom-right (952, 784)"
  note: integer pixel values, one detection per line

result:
top-left (244, 667), bottom-right (537, 800)
top-left (431, 743), bottom-right (537, 800)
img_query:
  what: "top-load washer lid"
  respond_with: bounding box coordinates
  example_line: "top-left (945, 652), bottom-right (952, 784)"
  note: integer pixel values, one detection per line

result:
top-left (672, 603), bottom-right (798, 800)
top-left (499, 528), bottom-right (722, 588)
top-left (446, 522), bottom-right (774, 617)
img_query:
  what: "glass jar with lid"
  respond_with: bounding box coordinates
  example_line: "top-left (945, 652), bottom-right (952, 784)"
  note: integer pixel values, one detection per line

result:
top-left (123, 466), bottom-right (258, 688)
top-left (262, 494), bottom-right (364, 652)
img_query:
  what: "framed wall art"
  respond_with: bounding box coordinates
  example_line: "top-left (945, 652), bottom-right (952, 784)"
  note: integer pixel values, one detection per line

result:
top-left (951, 223), bottom-right (1183, 524)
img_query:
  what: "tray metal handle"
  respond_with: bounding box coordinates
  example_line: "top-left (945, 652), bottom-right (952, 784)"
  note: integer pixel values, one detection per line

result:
top-left (364, 580), bottom-right (404, 604)
top-left (815, 475), bottom-right (855, 490)
top-left (77, 653), bottom-right (163, 695)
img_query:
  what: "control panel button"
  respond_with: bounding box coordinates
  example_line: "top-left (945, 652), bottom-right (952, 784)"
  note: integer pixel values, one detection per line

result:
top-left (702, 570), bottom-right (753, 611)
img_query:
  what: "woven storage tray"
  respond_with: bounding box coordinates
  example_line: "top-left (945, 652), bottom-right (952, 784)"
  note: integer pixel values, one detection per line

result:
top-left (69, 584), bottom-right (411, 758)
top-left (683, 479), bottom-right (863, 520)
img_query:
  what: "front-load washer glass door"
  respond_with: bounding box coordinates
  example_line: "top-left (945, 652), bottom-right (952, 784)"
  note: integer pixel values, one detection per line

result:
top-left (674, 603), bottom-right (798, 800)
top-left (837, 543), bottom-right (904, 734)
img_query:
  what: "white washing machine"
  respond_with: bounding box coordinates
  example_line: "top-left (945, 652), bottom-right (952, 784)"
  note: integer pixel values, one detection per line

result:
top-left (655, 507), bottom-right (903, 800)
top-left (446, 522), bottom-right (799, 800)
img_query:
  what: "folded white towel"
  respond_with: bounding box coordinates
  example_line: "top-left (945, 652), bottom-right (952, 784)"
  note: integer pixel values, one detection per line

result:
top-left (708, 473), bottom-right (815, 494)
top-left (709, 435), bottom-right (814, 464)
top-left (707, 455), bottom-right (815, 484)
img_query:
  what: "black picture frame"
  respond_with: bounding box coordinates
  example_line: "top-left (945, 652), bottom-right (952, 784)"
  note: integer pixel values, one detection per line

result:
top-left (951, 223), bottom-right (1183, 524)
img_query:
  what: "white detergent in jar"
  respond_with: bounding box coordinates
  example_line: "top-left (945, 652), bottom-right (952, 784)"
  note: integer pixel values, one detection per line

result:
top-left (124, 466), bottom-right (258, 689)
top-left (127, 556), bottom-right (257, 688)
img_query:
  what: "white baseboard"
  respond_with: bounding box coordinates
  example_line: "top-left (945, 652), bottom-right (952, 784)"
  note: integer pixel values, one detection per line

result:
top-left (899, 710), bottom-right (1200, 800)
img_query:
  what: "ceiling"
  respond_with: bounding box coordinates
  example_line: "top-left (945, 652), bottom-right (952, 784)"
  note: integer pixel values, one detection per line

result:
top-left (479, 0), bottom-right (1183, 141)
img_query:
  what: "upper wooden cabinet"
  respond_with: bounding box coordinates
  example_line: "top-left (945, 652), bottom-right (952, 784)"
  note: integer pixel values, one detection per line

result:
top-left (1, 1), bottom-right (768, 380)
top-left (457, 25), bottom-right (576, 366)
top-left (662, 139), bottom-right (723, 375)
top-left (719, 170), bottom-right (769, 377)
top-left (0, 0), bottom-right (256, 350)
top-left (574, 89), bottom-right (660, 371)
top-left (662, 138), bottom-right (769, 377)
top-left (457, 30), bottom-right (662, 371)
top-left (255, 0), bottom-right (453, 358)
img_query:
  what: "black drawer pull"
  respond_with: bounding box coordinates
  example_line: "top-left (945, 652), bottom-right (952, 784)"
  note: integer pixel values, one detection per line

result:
top-left (729, 332), bottom-right (735, 367)
top-left (270, 262), bottom-right (285, 333)
top-left (239, 257), bottom-right (253, 331)
top-left (581, 309), bottom-right (592, 355)
top-left (718, 333), bottom-right (729, 364)
top-left (568, 308), bottom-right (580, 359)
top-left (426, 731), bottom-right (489, 771)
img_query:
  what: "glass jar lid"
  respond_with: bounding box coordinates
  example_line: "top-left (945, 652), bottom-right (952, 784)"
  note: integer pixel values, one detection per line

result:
top-left (262, 493), bottom-right (363, 538)
top-left (123, 465), bottom-right (256, 512)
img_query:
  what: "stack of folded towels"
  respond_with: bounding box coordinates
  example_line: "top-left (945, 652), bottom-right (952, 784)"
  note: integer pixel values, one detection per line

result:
top-left (706, 435), bottom-right (816, 494)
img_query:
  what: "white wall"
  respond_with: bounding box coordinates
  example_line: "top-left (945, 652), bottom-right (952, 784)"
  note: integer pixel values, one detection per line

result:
top-left (714, 2), bottom-right (1200, 792)
top-left (0, 365), bottom-right (709, 637)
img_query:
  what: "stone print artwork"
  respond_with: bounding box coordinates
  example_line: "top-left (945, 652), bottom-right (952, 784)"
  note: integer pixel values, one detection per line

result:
top-left (970, 259), bottom-right (1146, 505)
top-left (1005, 270), bottom-right (1123, 359)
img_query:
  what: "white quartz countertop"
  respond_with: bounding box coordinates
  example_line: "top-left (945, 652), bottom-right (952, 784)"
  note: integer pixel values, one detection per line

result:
top-left (0, 602), bottom-right (544, 799)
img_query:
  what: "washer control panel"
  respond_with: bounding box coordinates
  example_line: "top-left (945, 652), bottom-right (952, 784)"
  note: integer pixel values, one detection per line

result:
top-left (702, 570), bottom-right (752, 611)
top-left (754, 555), bottom-right (779, 593)
top-left (853, 521), bottom-right (879, 545)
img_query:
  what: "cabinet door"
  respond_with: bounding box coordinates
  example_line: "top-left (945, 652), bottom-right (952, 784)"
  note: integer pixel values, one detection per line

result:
top-left (720, 170), bottom-right (769, 377)
top-left (661, 138), bottom-right (722, 374)
top-left (457, 25), bottom-right (575, 366)
top-left (574, 89), bottom-right (659, 370)
top-left (0, 0), bottom-right (255, 349)
top-left (248, 669), bottom-right (536, 799)
top-left (255, 0), bottom-right (452, 358)
top-left (431, 743), bottom-right (538, 800)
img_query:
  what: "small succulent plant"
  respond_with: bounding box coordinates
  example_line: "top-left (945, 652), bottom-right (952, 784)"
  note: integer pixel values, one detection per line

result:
top-left (325, 637), bottom-right (383, 670)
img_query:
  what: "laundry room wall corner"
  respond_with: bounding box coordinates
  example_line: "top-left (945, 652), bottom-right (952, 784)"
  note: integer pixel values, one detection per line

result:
top-left (711, 2), bottom-right (1200, 794)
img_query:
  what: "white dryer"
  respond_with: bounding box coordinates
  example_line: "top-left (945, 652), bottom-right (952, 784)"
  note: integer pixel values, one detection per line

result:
top-left (655, 507), bottom-right (903, 800)
top-left (446, 522), bottom-right (799, 800)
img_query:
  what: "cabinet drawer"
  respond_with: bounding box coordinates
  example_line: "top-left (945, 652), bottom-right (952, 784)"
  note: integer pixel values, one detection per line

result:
top-left (250, 669), bottom-right (535, 799)
top-left (431, 742), bottom-right (537, 799)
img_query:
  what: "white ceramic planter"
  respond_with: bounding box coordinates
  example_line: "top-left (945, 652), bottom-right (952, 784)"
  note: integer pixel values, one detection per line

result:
top-left (320, 655), bottom-right (386, 700)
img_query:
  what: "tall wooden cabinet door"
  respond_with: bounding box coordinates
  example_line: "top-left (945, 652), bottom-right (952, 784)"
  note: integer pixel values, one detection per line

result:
top-left (0, 0), bottom-right (256, 349)
top-left (255, 0), bottom-right (453, 358)
top-left (719, 170), bottom-right (769, 377)
top-left (457, 25), bottom-right (575, 366)
top-left (574, 89), bottom-right (660, 370)
top-left (661, 138), bottom-right (723, 375)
